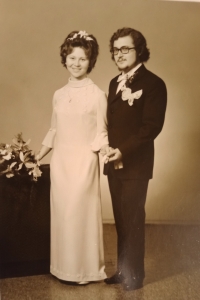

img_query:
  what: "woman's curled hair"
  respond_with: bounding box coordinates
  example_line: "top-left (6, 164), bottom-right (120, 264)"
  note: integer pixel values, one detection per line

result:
top-left (60, 31), bottom-right (99, 74)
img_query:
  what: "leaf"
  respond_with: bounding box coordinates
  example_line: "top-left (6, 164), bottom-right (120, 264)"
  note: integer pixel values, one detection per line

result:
top-left (24, 151), bottom-right (32, 161)
top-left (10, 162), bottom-right (17, 169)
top-left (17, 163), bottom-right (23, 170)
top-left (25, 162), bottom-right (35, 168)
top-left (29, 165), bottom-right (42, 179)
top-left (12, 138), bottom-right (20, 146)
top-left (3, 153), bottom-right (12, 160)
top-left (13, 133), bottom-right (24, 144)
top-left (1, 168), bottom-right (9, 174)
top-left (24, 139), bottom-right (31, 146)
top-left (19, 151), bottom-right (24, 162)
top-left (0, 149), bottom-right (7, 155)
top-left (6, 173), bottom-right (14, 178)
top-left (34, 165), bottom-right (42, 177)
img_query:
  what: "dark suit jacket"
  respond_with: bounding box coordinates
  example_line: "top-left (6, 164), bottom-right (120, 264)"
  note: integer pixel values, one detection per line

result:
top-left (104, 64), bottom-right (167, 179)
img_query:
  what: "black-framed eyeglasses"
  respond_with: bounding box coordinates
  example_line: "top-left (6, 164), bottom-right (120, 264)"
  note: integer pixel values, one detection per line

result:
top-left (112, 46), bottom-right (136, 55)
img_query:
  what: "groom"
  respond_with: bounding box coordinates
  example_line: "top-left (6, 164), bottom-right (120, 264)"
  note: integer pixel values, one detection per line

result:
top-left (104, 28), bottom-right (167, 291)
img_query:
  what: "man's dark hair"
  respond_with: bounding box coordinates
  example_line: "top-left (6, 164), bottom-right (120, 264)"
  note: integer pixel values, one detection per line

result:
top-left (110, 27), bottom-right (150, 62)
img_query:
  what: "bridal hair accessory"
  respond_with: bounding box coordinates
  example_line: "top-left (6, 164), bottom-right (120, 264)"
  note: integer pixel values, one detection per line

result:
top-left (121, 88), bottom-right (143, 106)
top-left (67, 31), bottom-right (94, 41)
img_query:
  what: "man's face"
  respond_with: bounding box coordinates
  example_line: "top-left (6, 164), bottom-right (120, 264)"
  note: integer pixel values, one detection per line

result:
top-left (113, 35), bottom-right (139, 73)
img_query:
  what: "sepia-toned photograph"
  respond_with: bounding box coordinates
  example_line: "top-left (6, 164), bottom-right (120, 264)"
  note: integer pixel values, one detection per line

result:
top-left (0, 0), bottom-right (200, 299)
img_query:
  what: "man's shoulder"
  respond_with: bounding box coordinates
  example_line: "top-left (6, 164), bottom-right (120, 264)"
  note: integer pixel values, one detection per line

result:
top-left (109, 65), bottom-right (166, 91)
top-left (143, 66), bottom-right (166, 87)
top-left (109, 74), bottom-right (119, 85)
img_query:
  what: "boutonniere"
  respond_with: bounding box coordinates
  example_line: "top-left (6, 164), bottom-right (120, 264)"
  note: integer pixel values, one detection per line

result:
top-left (125, 71), bottom-right (139, 87)
top-left (121, 87), bottom-right (143, 106)
top-left (126, 75), bottom-right (135, 86)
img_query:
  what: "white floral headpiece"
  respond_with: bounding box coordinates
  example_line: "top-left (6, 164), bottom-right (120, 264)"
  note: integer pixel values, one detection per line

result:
top-left (67, 30), bottom-right (94, 41)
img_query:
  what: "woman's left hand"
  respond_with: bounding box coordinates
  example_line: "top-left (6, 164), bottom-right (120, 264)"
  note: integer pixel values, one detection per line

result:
top-left (100, 145), bottom-right (110, 156)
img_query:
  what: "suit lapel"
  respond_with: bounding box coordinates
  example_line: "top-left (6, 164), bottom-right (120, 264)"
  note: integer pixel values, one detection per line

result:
top-left (110, 89), bottom-right (122, 104)
top-left (125, 64), bottom-right (146, 89)
top-left (108, 79), bottom-right (121, 104)
top-left (109, 64), bottom-right (146, 105)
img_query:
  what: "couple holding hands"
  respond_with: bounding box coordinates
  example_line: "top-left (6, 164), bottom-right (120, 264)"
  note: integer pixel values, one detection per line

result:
top-left (37, 27), bottom-right (167, 291)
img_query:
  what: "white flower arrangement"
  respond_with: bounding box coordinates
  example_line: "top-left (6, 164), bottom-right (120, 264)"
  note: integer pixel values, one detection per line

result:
top-left (0, 133), bottom-right (42, 181)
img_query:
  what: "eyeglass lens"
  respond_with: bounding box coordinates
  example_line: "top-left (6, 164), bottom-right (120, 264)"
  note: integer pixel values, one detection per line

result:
top-left (113, 47), bottom-right (134, 55)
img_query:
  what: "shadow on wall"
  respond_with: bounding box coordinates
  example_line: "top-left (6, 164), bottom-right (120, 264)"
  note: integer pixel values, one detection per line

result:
top-left (147, 132), bottom-right (200, 224)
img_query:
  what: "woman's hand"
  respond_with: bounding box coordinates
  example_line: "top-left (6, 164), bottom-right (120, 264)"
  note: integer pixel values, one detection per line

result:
top-left (100, 145), bottom-right (111, 164)
top-left (100, 144), bottom-right (110, 156)
top-left (35, 146), bottom-right (52, 161)
top-left (35, 152), bottom-right (41, 161)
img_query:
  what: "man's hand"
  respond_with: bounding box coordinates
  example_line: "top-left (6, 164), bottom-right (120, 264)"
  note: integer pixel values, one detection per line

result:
top-left (107, 148), bottom-right (122, 162)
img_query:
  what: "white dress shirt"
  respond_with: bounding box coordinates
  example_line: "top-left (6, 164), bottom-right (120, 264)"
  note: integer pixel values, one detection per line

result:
top-left (116, 63), bottom-right (142, 94)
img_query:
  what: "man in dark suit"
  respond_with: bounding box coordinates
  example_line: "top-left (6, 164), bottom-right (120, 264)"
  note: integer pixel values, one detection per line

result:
top-left (103, 27), bottom-right (167, 291)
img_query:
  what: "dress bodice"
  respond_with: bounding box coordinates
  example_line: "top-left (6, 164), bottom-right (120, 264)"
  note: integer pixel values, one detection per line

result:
top-left (42, 77), bottom-right (108, 151)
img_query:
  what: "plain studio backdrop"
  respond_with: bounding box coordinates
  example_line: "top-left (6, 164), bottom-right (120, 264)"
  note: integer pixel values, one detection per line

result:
top-left (0, 0), bottom-right (200, 224)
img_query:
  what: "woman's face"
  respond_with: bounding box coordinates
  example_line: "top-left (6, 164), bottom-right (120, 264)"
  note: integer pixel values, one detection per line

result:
top-left (66, 47), bottom-right (90, 80)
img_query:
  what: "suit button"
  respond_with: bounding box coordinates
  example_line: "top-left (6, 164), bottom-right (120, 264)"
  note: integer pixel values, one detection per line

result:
top-left (110, 109), bottom-right (114, 114)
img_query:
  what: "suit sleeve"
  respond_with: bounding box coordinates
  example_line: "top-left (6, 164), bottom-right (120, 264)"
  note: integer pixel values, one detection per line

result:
top-left (42, 92), bottom-right (57, 148)
top-left (118, 79), bottom-right (167, 157)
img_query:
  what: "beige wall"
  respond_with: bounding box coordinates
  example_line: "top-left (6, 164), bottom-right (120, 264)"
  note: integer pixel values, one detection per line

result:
top-left (1, 0), bottom-right (200, 224)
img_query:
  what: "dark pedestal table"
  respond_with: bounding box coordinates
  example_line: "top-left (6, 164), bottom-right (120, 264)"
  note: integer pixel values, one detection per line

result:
top-left (0, 164), bottom-right (50, 278)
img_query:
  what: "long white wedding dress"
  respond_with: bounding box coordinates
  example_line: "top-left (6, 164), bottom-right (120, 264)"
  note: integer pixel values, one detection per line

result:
top-left (42, 77), bottom-right (108, 282)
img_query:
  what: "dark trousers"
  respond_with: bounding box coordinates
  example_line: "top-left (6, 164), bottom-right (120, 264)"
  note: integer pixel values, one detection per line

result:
top-left (108, 167), bottom-right (149, 281)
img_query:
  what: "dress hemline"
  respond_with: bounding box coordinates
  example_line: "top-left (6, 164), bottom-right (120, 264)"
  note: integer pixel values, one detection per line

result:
top-left (50, 267), bottom-right (107, 282)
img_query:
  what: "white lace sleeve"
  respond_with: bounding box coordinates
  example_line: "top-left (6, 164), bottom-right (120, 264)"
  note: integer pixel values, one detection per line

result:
top-left (91, 91), bottom-right (108, 151)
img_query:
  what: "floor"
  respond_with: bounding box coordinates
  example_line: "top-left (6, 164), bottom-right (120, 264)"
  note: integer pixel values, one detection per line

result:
top-left (1, 224), bottom-right (200, 300)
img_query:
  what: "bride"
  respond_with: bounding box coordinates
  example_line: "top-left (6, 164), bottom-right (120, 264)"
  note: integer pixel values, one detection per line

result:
top-left (37, 30), bottom-right (109, 285)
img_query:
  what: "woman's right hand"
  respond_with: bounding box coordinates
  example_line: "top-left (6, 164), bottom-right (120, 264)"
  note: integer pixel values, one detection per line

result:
top-left (35, 152), bottom-right (41, 161)
top-left (35, 145), bottom-right (52, 161)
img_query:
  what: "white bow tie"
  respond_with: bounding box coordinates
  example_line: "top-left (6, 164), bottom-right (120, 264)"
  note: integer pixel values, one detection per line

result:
top-left (117, 73), bottom-right (129, 82)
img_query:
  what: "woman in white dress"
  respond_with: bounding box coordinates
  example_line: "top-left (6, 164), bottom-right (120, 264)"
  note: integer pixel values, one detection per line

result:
top-left (37, 30), bottom-right (108, 284)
